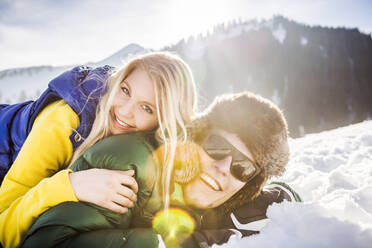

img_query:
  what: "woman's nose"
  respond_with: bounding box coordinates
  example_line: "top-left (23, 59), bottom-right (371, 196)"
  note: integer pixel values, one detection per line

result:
top-left (118, 101), bottom-right (135, 118)
top-left (214, 156), bottom-right (232, 175)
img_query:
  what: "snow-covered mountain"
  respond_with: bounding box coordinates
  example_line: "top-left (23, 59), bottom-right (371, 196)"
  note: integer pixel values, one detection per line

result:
top-left (166, 16), bottom-right (372, 137)
top-left (88, 43), bottom-right (148, 67)
top-left (0, 43), bottom-right (147, 104)
top-left (0, 65), bottom-right (69, 103)
top-left (1, 16), bottom-right (372, 137)
top-left (218, 120), bottom-right (372, 248)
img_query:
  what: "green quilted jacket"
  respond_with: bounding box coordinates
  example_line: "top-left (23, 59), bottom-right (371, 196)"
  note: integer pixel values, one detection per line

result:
top-left (21, 133), bottom-right (179, 248)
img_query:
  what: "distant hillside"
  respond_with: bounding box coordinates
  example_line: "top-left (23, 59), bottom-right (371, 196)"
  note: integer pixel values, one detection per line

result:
top-left (0, 44), bottom-right (148, 104)
top-left (163, 16), bottom-right (372, 137)
top-left (1, 16), bottom-right (371, 137)
top-left (0, 66), bottom-right (69, 103)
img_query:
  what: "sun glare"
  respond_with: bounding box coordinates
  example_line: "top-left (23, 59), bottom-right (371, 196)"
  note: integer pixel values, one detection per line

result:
top-left (152, 208), bottom-right (196, 246)
top-left (168, 0), bottom-right (237, 39)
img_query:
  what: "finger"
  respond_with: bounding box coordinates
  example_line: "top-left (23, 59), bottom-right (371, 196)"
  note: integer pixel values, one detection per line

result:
top-left (112, 194), bottom-right (135, 208)
top-left (116, 170), bottom-right (135, 177)
top-left (118, 175), bottom-right (139, 193)
top-left (116, 185), bottom-right (137, 202)
top-left (105, 201), bottom-right (128, 214)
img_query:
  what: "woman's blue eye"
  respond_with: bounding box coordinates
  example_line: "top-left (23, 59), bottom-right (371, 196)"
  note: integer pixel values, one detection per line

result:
top-left (121, 86), bottom-right (130, 96)
top-left (142, 105), bottom-right (153, 114)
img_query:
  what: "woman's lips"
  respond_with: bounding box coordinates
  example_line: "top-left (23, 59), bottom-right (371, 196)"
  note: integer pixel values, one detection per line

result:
top-left (200, 172), bottom-right (222, 191)
top-left (115, 115), bottom-right (135, 129)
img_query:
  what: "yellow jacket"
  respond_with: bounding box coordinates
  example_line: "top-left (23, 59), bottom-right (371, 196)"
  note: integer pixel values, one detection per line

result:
top-left (0, 100), bottom-right (80, 248)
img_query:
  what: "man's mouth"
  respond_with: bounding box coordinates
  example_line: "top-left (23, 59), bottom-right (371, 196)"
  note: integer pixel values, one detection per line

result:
top-left (115, 115), bottom-right (135, 128)
top-left (200, 172), bottom-right (222, 191)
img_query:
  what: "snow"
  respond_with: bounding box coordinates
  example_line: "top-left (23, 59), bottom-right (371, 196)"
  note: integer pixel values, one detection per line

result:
top-left (0, 66), bottom-right (68, 104)
top-left (224, 22), bottom-right (260, 39)
top-left (217, 120), bottom-right (372, 247)
top-left (184, 21), bottom-right (262, 60)
top-left (301, 36), bottom-right (308, 46)
top-left (91, 43), bottom-right (147, 67)
top-left (272, 23), bottom-right (287, 44)
top-left (265, 19), bottom-right (287, 44)
top-left (0, 44), bottom-right (146, 104)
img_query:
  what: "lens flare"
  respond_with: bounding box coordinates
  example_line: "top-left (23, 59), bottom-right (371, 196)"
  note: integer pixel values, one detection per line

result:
top-left (152, 208), bottom-right (196, 247)
top-left (152, 141), bottom-right (202, 184)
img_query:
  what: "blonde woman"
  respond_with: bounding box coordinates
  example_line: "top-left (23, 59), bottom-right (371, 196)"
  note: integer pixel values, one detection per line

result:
top-left (0, 52), bottom-right (197, 248)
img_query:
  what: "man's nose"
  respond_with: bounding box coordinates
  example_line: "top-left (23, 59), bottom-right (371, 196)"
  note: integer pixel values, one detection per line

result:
top-left (214, 156), bottom-right (232, 175)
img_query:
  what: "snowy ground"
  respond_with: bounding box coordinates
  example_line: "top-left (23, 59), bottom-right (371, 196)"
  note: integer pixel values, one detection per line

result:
top-left (218, 120), bottom-right (372, 248)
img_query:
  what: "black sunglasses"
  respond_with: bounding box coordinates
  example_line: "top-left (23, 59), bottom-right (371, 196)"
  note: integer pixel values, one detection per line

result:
top-left (202, 134), bottom-right (261, 182)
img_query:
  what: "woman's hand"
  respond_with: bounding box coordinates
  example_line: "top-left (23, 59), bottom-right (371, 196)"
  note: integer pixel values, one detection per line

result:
top-left (69, 169), bottom-right (138, 214)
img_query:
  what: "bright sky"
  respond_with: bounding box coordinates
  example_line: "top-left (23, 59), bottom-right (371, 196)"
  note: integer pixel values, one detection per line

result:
top-left (0, 0), bottom-right (371, 70)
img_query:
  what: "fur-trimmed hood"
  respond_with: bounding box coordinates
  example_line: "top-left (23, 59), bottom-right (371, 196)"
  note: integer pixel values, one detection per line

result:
top-left (187, 91), bottom-right (290, 213)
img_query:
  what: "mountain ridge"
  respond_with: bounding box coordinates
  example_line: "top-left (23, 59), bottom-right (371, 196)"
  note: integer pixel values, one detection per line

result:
top-left (1, 16), bottom-right (371, 137)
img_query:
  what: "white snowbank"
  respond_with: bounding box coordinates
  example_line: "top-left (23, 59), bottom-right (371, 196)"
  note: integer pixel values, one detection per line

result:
top-left (218, 120), bottom-right (372, 247)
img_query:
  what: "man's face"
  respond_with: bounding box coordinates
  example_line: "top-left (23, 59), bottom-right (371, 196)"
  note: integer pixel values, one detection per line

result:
top-left (182, 128), bottom-right (256, 209)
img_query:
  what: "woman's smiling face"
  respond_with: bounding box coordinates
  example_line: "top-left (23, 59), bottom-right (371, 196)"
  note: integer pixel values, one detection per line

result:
top-left (109, 68), bottom-right (158, 135)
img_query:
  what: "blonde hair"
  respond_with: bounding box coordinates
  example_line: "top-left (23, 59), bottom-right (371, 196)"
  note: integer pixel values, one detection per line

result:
top-left (69, 52), bottom-right (197, 209)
